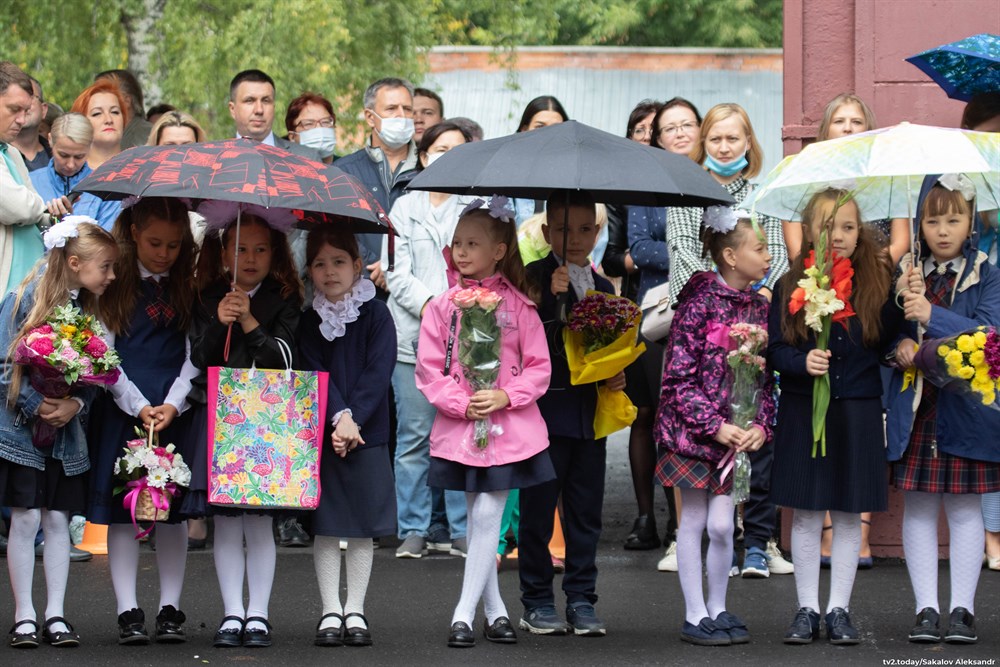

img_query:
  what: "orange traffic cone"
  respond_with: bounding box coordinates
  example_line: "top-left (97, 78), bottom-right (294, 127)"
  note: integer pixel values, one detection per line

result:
top-left (548, 510), bottom-right (565, 560)
top-left (76, 521), bottom-right (108, 555)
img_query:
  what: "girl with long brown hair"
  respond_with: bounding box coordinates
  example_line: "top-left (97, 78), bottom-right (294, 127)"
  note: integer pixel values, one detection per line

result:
top-left (768, 188), bottom-right (898, 646)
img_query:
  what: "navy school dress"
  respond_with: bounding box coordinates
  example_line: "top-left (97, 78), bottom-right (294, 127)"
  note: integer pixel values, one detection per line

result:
top-left (88, 277), bottom-right (193, 525)
top-left (297, 299), bottom-right (397, 538)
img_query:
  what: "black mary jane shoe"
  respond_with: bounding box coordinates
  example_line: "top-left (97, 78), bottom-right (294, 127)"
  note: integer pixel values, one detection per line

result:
top-left (944, 607), bottom-right (977, 644)
top-left (314, 613), bottom-right (344, 647)
top-left (212, 615), bottom-right (244, 648)
top-left (908, 607), bottom-right (941, 643)
top-left (118, 608), bottom-right (149, 645)
top-left (43, 617), bottom-right (80, 648)
top-left (484, 616), bottom-right (517, 644)
top-left (623, 515), bottom-right (660, 551)
top-left (9, 620), bottom-right (40, 649)
top-left (155, 605), bottom-right (187, 643)
top-left (242, 616), bottom-right (272, 648)
top-left (447, 621), bottom-right (475, 648)
top-left (343, 612), bottom-right (372, 647)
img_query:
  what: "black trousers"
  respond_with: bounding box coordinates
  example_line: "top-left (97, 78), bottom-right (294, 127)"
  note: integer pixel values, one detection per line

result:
top-left (519, 435), bottom-right (606, 609)
top-left (740, 439), bottom-right (776, 551)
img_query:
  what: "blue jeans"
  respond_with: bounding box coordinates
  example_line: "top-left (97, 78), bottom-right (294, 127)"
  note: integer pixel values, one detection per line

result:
top-left (391, 362), bottom-right (467, 540)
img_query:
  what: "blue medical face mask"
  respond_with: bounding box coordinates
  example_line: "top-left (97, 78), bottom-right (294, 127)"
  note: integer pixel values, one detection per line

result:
top-left (704, 151), bottom-right (748, 178)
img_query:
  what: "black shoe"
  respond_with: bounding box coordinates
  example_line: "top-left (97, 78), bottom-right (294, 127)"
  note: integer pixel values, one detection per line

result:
top-left (783, 608), bottom-right (820, 644)
top-left (117, 608), bottom-right (149, 645)
top-left (70, 545), bottom-right (92, 562)
top-left (908, 607), bottom-right (940, 643)
top-left (484, 616), bottom-right (517, 644)
top-left (447, 621), bottom-right (475, 648)
top-left (944, 607), bottom-right (977, 644)
top-left (187, 537), bottom-right (207, 550)
top-left (825, 607), bottom-right (859, 645)
top-left (9, 620), bottom-right (39, 649)
top-left (623, 515), bottom-right (660, 550)
top-left (212, 615), bottom-right (244, 648)
top-left (42, 617), bottom-right (80, 647)
top-left (0, 533), bottom-right (7, 556)
top-left (277, 517), bottom-right (310, 547)
top-left (314, 613), bottom-right (344, 647)
top-left (155, 605), bottom-right (186, 643)
top-left (343, 612), bottom-right (372, 647)
top-left (242, 616), bottom-right (272, 648)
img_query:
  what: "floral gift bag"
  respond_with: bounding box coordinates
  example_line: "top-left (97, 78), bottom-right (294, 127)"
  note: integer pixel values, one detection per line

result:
top-left (206, 341), bottom-right (329, 509)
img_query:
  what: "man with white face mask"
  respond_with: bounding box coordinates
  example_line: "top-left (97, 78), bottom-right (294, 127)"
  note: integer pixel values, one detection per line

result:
top-left (336, 77), bottom-right (418, 294)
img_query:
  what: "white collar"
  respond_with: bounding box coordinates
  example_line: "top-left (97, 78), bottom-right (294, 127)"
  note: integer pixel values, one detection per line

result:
top-left (236, 131), bottom-right (275, 146)
top-left (139, 262), bottom-right (169, 281)
top-left (312, 279), bottom-right (376, 341)
top-left (245, 282), bottom-right (263, 298)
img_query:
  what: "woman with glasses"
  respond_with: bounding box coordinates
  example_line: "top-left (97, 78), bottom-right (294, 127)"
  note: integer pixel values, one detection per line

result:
top-left (285, 93), bottom-right (338, 164)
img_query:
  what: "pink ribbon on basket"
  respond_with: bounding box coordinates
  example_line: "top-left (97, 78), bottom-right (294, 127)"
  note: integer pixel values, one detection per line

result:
top-left (122, 479), bottom-right (176, 540)
top-left (716, 449), bottom-right (736, 483)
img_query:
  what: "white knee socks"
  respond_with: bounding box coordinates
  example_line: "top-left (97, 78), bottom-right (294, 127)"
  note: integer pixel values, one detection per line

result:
top-left (676, 489), bottom-right (734, 624)
top-left (39, 510), bottom-right (71, 633)
top-left (154, 521), bottom-right (188, 610)
top-left (243, 514), bottom-right (276, 631)
top-left (213, 514), bottom-right (247, 630)
top-left (451, 490), bottom-right (508, 627)
top-left (827, 511), bottom-right (861, 613)
top-left (903, 491), bottom-right (941, 613)
top-left (108, 524), bottom-right (141, 614)
top-left (791, 509), bottom-right (824, 613)
top-left (942, 494), bottom-right (984, 613)
top-left (8, 508), bottom-right (41, 625)
top-left (314, 536), bottom-right (375, 631)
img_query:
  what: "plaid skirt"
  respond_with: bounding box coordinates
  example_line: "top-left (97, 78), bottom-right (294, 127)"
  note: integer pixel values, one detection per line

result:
top-left (656, 447), bottom-right (732, 496)
top-left (894, 384), bottom-right (1000, 494)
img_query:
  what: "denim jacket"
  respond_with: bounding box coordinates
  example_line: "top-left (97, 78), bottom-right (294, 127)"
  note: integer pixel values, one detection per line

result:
top-left (0, 282), bottom-right (92, 475)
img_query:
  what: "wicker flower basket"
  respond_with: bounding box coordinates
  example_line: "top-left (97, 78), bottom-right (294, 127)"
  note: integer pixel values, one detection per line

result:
top-left (134, 488), bottom-right (170, 522)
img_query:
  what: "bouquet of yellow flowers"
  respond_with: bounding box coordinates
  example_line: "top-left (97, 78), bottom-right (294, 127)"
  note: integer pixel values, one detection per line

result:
top-left (563, 292), bottom-right (646, 438)
top-left (912, 326), bottom-right (1000, 409)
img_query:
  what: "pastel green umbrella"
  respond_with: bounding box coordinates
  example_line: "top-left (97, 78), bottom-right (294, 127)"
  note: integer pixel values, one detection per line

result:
top-left (746, 123), bottom-right (999, 224)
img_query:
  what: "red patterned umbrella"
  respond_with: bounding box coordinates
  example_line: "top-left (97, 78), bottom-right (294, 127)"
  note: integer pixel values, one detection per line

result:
top-left (74, 139), bottom-right (392, 235)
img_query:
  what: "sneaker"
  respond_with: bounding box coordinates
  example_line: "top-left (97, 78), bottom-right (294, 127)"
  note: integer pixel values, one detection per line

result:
top-left (657, 541), bottom-right (678, 572)
top-left (68, 517), bottom-right (86, 545)
top-left (728, 550), bottom-right (740, 577)
top-left (741, 546), bottom-right (770, 578)
top-left (427, 527), bottom-right (451, 554)
top-left (449, 537), bottom-right (468, 558)
top-left (277, 517), bottom-right (310, 547)
top-left (566, 602), bottom-right (606, 637)
top-left (395, 534), bottom-right (427, 559)
top-left (766, 539), bottom-right (794, 574)
top-left (519, 605), bottom-right (570, 635)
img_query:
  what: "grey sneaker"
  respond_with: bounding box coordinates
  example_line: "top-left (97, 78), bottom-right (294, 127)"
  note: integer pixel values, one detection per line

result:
top-left (566, 602), bottom-right (606, 636)
top-left (519, 605), bottom-right (570, 635)
top-left (395, 534), bottom-right (427, 559)
top-left (449, 537), bottom-right (468, 558)
top-left (427, 527), bottom-right (451, 553)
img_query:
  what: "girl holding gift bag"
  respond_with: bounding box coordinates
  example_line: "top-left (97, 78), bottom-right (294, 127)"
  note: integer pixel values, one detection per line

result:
top-left (190, 213), bottom-right (303, 649)
top-left (89, 197), bottom-right (199, 645)
top-left (887, 175), bottom-right (1000, 645)
top-left (297, 228), bottom-right (397, 647)
top-left (415, 199), bottom-right (554, 648)
top-left (769, 188), bottom-right (898, 646)
top-left (1, 218), bottom-right (119, 648)
top-left (654, 210), bottom-right (775, 647)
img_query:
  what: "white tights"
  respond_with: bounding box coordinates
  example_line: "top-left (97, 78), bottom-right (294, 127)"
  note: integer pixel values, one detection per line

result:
top-left (213, 514), bottom-right (275, 631)
top-left (676, 488), bottom-right (734, 624)
top-left (7, 508), bottom-right (71, 632)
top-left (452, 490), bottom-right (509, 627)
top-left (903, 491), bottom-right (983, 614)
top-left (314, 536), bottom-right (374, 630)
top-left (108, 522), bottom-right (188, 615)
top-left (791, 509), bottom-right (861, 614)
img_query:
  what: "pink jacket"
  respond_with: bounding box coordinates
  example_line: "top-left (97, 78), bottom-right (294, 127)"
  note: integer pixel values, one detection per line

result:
top-left (415, 272), bottom-right (551, 467)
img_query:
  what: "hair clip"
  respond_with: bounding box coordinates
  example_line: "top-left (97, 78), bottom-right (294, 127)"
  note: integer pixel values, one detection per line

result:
top-left (938, 173), bottom-right (976, 201)
top-left (43, 215), bottom-right (96, 251)
top-left (460, 196), bottom-right (515, 223)
top-left (702, 206), bottom-right (739, 234)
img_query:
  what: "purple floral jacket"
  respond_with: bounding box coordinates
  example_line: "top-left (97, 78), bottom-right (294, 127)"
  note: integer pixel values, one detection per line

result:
top-left (654, 271), bottom-right (776, 463)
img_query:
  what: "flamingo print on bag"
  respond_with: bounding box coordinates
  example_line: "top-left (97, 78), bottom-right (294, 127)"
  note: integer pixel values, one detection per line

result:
top-left (258, 375), bottom-right (283, 405)
top-left (251, 447), bottom-right (276, 477)
top-left (222, 398), bottom-right (247, 425)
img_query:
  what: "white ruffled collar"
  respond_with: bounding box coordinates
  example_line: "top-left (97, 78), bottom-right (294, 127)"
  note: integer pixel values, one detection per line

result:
top-left (313, 278), bottom-right (376, 341)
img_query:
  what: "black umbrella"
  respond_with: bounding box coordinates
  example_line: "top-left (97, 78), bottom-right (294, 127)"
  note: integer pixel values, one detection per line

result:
top-left (408, 120), bottom-right (734, 317)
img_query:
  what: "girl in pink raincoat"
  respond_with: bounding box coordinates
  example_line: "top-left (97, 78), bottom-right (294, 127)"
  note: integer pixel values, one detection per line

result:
top-left (416, 198), bottom-right (553, 648)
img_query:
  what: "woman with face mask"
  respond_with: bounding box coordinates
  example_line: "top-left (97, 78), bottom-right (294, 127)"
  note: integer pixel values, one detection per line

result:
top-left (29, 112), bottom-right (122, 231)
top-left (285, 93), bottom-right (338, 164)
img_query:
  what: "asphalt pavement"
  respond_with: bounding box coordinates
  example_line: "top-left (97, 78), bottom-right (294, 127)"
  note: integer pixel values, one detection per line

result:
top-left (2, 430), bottom-right (998, 666)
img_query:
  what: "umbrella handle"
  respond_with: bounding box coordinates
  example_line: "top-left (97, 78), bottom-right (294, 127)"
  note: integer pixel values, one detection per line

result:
top-left (223, 323), bottom-right (233, 363)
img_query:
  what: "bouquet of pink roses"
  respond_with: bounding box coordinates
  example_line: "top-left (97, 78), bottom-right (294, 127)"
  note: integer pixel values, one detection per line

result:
top-left (448, 286), bottom-right (503, 451)
top-left (13, 303), bottom-right (121, 447)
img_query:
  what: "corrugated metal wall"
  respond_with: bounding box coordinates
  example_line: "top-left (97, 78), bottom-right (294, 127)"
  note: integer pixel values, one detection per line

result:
top-left (425, 65), bottom-right (784, 176)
